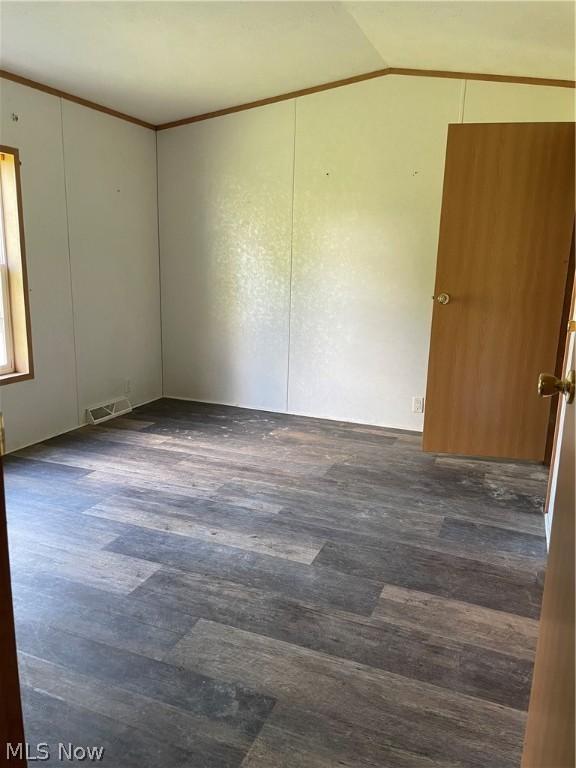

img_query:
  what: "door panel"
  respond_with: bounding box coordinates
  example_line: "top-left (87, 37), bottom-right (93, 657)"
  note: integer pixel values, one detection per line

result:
top-left (0, 450), bottom-right (26, 765)
top-left (522, 309), bottom-right (575, 767)
top-left (423, 122), bottom-right (574, 460)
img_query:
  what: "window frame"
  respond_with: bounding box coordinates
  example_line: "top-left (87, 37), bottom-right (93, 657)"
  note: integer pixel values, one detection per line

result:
top-left (0, 187), bottom-right (16, 375)
top-left (0, 145), bottom-right (34, 385)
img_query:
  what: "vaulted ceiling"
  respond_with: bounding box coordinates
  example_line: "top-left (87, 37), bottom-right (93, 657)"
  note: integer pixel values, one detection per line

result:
top-left (0, 1), bottom-right (573, 125)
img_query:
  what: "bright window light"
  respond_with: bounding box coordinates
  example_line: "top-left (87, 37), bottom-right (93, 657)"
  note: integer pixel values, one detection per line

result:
top-left (0, 146), bottom-right (33, 384)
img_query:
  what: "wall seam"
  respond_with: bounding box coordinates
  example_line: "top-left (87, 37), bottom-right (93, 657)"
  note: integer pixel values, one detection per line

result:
top-left (459, 79), bottom-right (468, 122)
top-left (59, 98), bottom-right (82, 425)
top-left (155, 129), bottom-right (165, 398)
top-left (285, 98), bottom-right (297, 411)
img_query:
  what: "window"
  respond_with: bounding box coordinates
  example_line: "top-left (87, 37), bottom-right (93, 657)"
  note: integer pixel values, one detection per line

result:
top-left (0, 187), bottom-right (15, 373)
top-left (0, 146), bottom-right (33, 383)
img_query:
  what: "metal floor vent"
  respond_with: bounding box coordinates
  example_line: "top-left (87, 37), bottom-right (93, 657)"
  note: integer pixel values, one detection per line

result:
top-left (87, 397), bottom-right (132, 425)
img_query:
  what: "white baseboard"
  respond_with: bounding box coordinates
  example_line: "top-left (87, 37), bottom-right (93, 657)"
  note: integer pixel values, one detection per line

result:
top-left (6, 394), bottom-right (162, 455)
top-left (160, 394), bottom-right (423, 436)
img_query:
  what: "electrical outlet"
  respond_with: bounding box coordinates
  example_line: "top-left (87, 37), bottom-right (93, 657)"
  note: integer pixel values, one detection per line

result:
top-left (124, 379), bottom-right (132, 395)
top-left (412, 396), bottom-right (425, 414)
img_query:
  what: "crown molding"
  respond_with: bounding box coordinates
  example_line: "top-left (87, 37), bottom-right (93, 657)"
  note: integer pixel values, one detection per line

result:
top-left (1, 66), bottom-right (573, 133)
top-left (0, 69), bottom-right (155, 130)
top-left (155, 66), bottom-right (576, 131)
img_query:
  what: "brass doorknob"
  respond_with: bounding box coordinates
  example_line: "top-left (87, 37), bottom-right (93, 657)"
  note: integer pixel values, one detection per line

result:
top-left (537, 371), bottom-right (575, 404)
top-left (434, 293), bottom-right (451, 305)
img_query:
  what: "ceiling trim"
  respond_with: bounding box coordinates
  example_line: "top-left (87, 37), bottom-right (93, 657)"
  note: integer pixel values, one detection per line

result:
top-left (156, 67), bottom-right (576, 130)
top-left (1, 66), bottom-right (574, 132)
top-left (0, 69), bottom-right (155, 130)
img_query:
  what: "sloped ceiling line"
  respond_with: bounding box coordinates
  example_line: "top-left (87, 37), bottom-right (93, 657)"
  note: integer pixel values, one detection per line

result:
top-left (2, 65), bottom-right (574, 134)
top-left (1, 2), bottom-right (573, 125)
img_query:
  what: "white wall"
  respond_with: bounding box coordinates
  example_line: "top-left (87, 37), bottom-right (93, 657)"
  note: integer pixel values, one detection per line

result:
top-left (158, 102), bottom-right (294, 412)
top-left (1, 75), bottom-right (573, 447)
top-left (0, 81), bottom-right (78, 450)
top-left (0, 80), bottom-right (161, 451)
top-left (158, 75), bottom-right (574, 431)
top-left (62, 101), bottom-right (161, 415)
top-left (290, 76), bottom-right (462, 429)
top-left (463, 80), bottom-right (576, 122)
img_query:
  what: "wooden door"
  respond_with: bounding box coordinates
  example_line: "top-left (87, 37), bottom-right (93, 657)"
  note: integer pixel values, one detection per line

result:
top-left (423, 123), bottom-right (574, 460)
top-left (522, 309), bottom-right (575, 767)
top-left (0, 449), bottom-right (27, 766)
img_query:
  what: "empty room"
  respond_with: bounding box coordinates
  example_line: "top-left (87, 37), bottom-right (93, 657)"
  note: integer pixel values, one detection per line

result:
top-left (0, 2), bottom-right (574, 767)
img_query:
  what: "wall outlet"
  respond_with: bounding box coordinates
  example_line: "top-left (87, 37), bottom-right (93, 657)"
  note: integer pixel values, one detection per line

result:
top-left (124, 378), bottom-right (132, 395)
top-left (412, 396), bottom-right (425, 414)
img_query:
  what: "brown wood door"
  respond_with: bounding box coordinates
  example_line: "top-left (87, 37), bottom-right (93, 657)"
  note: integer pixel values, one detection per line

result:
top-left (423, 122), bottom-right (574, 460)
top-left (0, 451), bottom-right (27, 766)
top-left (522, 310), bottom-right (575, 767)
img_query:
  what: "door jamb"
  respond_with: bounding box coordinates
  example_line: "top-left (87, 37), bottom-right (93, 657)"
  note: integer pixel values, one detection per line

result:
top-left (0, 452), bottom-right (27, 766)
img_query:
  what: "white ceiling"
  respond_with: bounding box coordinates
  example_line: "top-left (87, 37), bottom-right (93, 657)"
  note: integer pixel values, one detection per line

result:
top-left (0, 1), bottom-right (573, 125)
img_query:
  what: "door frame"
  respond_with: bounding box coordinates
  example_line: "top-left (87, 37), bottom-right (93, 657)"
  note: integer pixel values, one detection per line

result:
top-left (522, 294), bottom-right (575, 767)
top-left (0, 451), bottom-right (27, 766)
top-left (544, 225), bottom-right (575, 466)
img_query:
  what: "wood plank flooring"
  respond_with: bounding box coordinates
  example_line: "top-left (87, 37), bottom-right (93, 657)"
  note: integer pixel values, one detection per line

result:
top-left (5, 399), bottom-right (547, 767)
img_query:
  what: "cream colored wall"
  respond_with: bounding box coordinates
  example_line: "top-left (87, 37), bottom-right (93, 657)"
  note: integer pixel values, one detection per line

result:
top-left (0, 81), bottom-right (79, 450)
top-left (463, 80), bottom-right (575, 122)
top-left (158, 102), bottom-right (294, 412)
top-left (289, 76), bottom-right (462, 429)
top-left (62, 101), bottom-right (161, 416)
top-left (158, 75), bottom-right (574, 431)
top-left (0, 80), bottom-right (161, 451)
top-left (1, 74), bottom-right (573, 446)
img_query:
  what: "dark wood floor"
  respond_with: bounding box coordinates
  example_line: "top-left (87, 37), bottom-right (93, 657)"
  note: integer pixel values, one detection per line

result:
top-left (5, 399), bottom-right (547, 767)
